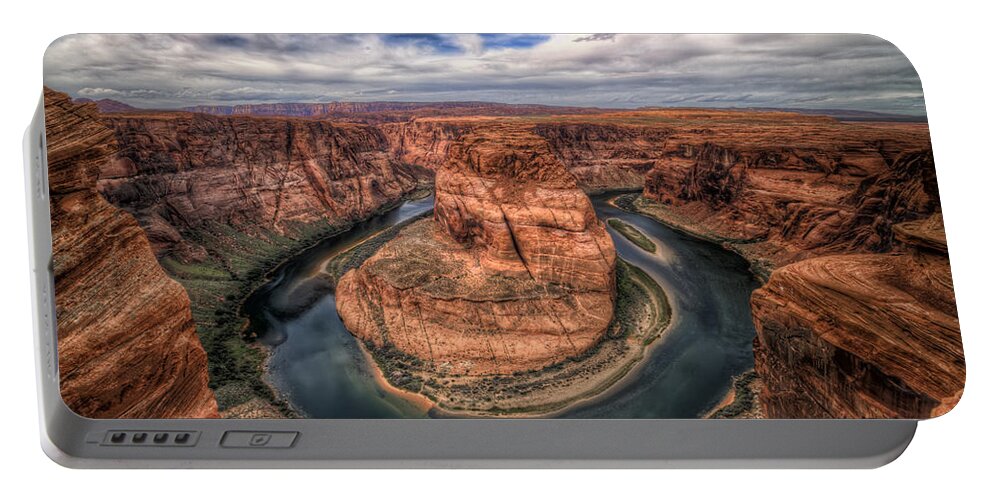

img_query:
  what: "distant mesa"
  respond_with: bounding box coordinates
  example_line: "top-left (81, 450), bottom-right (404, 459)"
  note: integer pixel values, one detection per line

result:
top-left (73, 97), bottom-right (139, 113)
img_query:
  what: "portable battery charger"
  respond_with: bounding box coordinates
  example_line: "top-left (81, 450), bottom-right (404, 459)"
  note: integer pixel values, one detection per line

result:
top-left (26, 34), bottom-right (964, 468)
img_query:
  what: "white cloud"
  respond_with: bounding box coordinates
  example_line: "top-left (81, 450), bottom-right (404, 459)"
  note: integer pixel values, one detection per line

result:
top-left (44, 34), bottom-right (924, 114)
top-left (76, 87), bottom-right (123, 97)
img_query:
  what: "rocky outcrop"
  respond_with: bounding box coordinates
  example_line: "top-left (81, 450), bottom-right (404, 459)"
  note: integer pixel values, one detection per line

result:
top-left (638, 111), bottom-right (934, 266)
top-left (836, 150), bottom-right (941, 252)
top-left (645, 142), bottom-right (746, 206)
top-left (336, 125), bottom-right (617, 375)
top-left (97, 112), bottom-right (423, 260)
top-left (45, 88), bottom-right (218, 419)
top-left (751, 213), bottom-right (963, 418)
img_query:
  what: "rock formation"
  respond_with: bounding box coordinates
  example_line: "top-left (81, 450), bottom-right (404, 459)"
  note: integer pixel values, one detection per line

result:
top-left (379, 119), bottom-right (673, 193)
top-left (836, 150), bottom-right (941, 252)
top-left (97, 112), bottom-right (423, 260)
top-left (45, 88), bottom-right (218, 419)
top-left (378, 119), bottom-right (471, 174)
top-left (336, 125), bottom-right (617, 375)
top-left (637, 110), bottom-right (934, 266)
top-left (535, 123), bottom-right (670, 192)
top-left (751, 213), bottom-right (963, 418)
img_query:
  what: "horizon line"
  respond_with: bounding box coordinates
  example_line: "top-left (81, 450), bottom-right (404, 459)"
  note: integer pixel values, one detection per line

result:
top-left (67, 92), bottom-right (928, 120)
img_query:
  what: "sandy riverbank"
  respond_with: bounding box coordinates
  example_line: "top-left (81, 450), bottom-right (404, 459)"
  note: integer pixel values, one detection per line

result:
top-left (609, 193), bottom-right (782, 282)
top-left (352, 258), bottom-right (673, 418)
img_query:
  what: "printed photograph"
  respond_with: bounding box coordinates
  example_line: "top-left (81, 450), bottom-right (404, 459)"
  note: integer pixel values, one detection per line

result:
top-left (42, 34), bottom-right (964, 419)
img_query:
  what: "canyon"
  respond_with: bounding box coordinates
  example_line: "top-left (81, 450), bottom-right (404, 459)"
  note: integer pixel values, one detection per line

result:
top-left (98, 112), bottom-right (422, 261)
top-left (45, 88), bottom-right (217, 419)
top-left (49, 91), bottom-right (963, 419)
top-left (92, 109), bottom-right (431, 416)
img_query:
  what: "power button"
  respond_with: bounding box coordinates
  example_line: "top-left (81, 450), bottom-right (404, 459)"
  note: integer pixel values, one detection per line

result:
top-left (220, 431), bottom-right (298, 448)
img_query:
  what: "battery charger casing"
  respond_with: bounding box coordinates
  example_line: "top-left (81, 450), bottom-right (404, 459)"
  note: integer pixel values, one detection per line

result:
top-left (29, 33), bottom-right (963, 468)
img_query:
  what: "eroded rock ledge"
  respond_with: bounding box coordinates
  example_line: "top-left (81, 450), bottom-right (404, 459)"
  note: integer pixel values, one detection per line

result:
top-left (45, 88), bottom-right (218, 418)
top-left (751, 213), bottom-right (963, 418)
top-left (337, 125), bottom-right (616, 376)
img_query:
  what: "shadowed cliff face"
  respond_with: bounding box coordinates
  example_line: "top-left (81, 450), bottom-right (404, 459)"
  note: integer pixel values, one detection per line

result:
top-left (336, 125), bottom-right (617, 375)
top-left (751, 214), bottom-right (963, 418)
top-left (634, 114), bottom-right (934, 271)
top-left (378, 120), bottom-right (471, 174)
top-left (45, 88), bottom-right (218, 419)
top-left (535, 123), bottom-right (670, 192)
top-left (98, 113), bottom-right (423, 261)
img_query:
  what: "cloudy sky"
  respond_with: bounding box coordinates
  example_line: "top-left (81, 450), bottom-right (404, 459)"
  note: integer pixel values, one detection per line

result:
top-left (44, 34), bottom-right (925, 115)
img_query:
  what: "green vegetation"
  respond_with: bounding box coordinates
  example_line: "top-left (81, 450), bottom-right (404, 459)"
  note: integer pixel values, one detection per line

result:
top-left (162, 188), bottom-right (432, 414)
top-left (324, 212), bottom-right (431, 286)
top-left (364, 340), bottom-right (427, 393)
top-left (611, 192), bottom-right (775, 282)
top-left (612, 258), bottom-right (671, 343)
top-left (709, 370), bottom-right (761, 419)
top-left (170, 218), bottom-right (354, 414)
top-left (610, 192), bottom-right (642, 213)
top-left (607, 217), bottom-right (657, 253)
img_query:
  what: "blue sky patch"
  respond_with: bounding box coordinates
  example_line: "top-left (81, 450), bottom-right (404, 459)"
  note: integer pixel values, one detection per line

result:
top-left (382, 34), bottom-right (464, 54)
top-left (480, 34), bottom-right (551, 50)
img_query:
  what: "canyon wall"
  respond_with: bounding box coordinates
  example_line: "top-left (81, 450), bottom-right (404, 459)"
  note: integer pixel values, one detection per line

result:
top-left (617, 112), bottom-right (964, 418)
top-left (45, 88), bottom-right (218, 419)
top-left (637, 110), bottom-right (934, 266)
top-left (535, 123), bottom-right (670, 192)
top-left (336, 125), bottom-right (617, 375)
top-left (378, 120), bottom-right (471, 174)
top-left (91, 110), bottom-right (434, 415)
top-left (751, 214), bottom-right (963, 418)
top-left (379, 119), bottom-right (673, 193)
top-left (98, 113), bottom-right (423, 261)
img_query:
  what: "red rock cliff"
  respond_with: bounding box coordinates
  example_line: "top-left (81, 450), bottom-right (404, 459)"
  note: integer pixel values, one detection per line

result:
top-left (45, 88), bottom-right (218, 418)
top-left (638, 110), bottom-right (933, 265)
top-left (336, 125), bottom-right (616, 375)
top-left (535, 123), bottom-right (670, 192)
top-left (378, 119), bottom-right (471, 174)
top-left (751, 213), bottom-right (963, 418)
top-left (98, 113), bottom-right (423, 260)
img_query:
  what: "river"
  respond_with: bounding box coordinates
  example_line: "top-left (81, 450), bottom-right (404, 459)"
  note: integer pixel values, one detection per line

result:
top-left (243, 193), bottom-right (760, 418)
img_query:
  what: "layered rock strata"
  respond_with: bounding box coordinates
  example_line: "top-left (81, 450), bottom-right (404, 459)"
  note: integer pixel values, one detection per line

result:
top-left (535, 123), bottom-right (670, 191)
top-left (98, 112), bottom-right (422, 260)
top-left (45, 88), bottom-right (218, 418)
top-left (751, 213), bottom-right (963, 418)
top-left (336, 125), bottom-right (617, 375)
top-left (637, 110), bottom-right (934, 265)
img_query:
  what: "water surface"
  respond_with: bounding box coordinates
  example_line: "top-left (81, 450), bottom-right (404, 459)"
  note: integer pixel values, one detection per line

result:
top-left (243, 193), bottom-right (759, 418)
